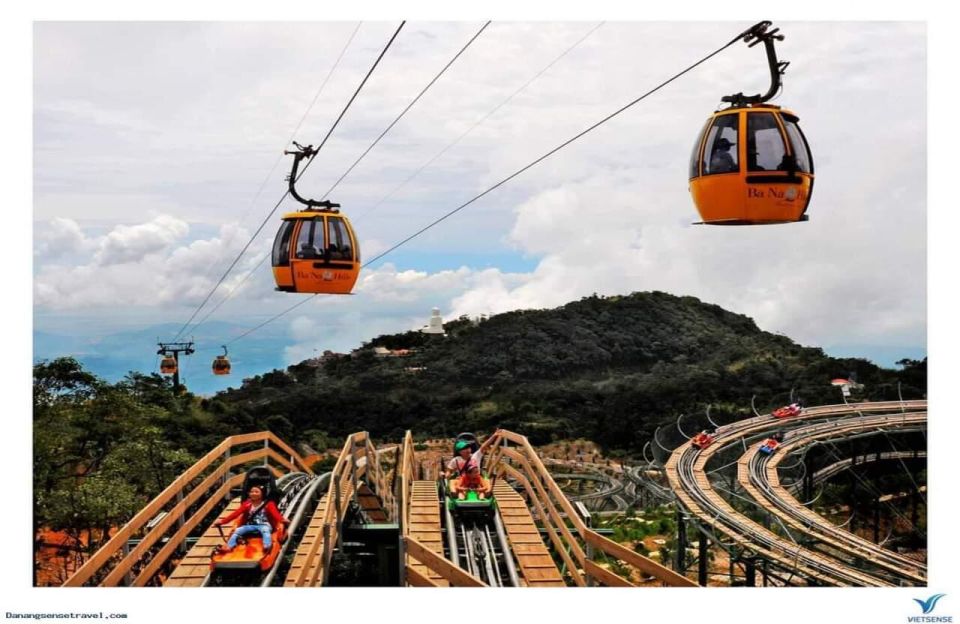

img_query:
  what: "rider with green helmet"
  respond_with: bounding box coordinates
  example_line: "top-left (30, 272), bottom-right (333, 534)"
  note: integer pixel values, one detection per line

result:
top-left (445, 429), bottom-right (502, 500)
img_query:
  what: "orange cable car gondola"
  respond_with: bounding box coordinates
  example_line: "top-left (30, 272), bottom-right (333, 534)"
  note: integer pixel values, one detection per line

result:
top-left (272, 143), bottom-right (360, 294)
top-left (212, 345), bottom-right (231, 376)
top-left (689, 22), bottom-right (814, 225)
top-left (159, 355), bottom-right (177, 375)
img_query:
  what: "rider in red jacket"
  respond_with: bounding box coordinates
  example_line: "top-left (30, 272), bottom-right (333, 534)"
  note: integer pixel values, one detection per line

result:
top-left (214, 485), bottom-right (287, 552)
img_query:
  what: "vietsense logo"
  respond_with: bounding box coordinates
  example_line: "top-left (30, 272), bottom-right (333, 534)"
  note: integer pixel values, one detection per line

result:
top-left (908, 594), bottom-right (952, 623)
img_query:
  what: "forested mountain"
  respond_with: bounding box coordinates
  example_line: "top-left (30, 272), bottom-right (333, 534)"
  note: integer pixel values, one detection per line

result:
top-left (33, 290), bottom-right (925, 575)
top-left (207, 291), bottom-right (926, 452)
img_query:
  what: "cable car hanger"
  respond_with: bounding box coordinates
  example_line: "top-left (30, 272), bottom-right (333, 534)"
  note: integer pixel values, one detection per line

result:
top-left (722, 21), bottom-right (789, 108)
top-left (688, 20), bottom-right (814, 226)
top-left (283, 142), bottom-right (341, 212)
top-left (272, 143), bottom-right (361, 294)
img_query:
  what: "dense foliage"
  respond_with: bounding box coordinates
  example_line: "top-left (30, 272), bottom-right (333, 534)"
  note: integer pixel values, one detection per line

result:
top-left (33, 361), bottom-right (209, 579)
top-left (210, 291), bottom-right (927, 452)
top-left (33, 291), bottom-right (926, 581)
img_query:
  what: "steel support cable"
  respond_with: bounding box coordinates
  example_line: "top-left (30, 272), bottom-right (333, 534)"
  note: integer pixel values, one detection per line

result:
top-left (880, 430), bottom-right (927, 505)
top-left (799, 484), bottom-right (825, 507)
top-left (351, 21), bottom-right (605, 224)
top-left (179, 21), bottom-right (364, 336)
top-left (218, 23), bottom-right (754, 347)
top-left (710, 479), bottom-right (854, 586)
top-left (187, 22), bottom-right (489, 342)
top-left (676, 452), bottom-right (811, 584)
top-left (189, 251), bottom-right (272, 341)
top-left (819, 433), bottom-right (926, 533)
top-left (810, 429), bottom-right (926, 538)
top-left (320, 21), bottom-right (492, 201)
top-left (361, 28), bottom-right (745, 271)
top-left (171, 21), bottom-right (404, 342)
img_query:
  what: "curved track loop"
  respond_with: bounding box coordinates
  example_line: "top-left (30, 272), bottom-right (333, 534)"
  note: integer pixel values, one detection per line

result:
top-left (664, 400), bottom-right (926, 587)
top-left (740, 413), bottom-right (927, 584)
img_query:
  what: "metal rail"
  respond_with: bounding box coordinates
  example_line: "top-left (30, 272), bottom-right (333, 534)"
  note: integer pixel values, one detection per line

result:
top-left (743, 415), bottom-right (927, 584)
top-left (664, 401), bottom-right (927, 586)
top-left (63, 431), bottom-right (314, 587)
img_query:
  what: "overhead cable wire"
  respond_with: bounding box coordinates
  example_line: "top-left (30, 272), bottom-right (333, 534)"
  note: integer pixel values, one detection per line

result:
top-left (185, 21), bottom-right (364, 310)
top-left (174, 23), bottom-right (362, 342)
top-left (361, 25), bottom-right (745, 269)
top-left (171, 21), bottom-right (405, 341)
top-left (190, 21), bottom-right (486, 340)
top-left (221, 22), bottom-right (755, 346)
top-left (320, 21), bottom-right (492, 201)
top-left (189, 251), bottom-right (272, 337)
top-left (352, 21), bottom-right (605, 224)
top-left (225, 294), bottom-right (316, 347)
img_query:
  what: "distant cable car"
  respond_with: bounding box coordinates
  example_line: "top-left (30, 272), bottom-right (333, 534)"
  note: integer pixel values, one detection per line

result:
top-left (689, 22), bottom-right (814, 225)
top-left (160, 356), bottom-right (177, 375)
top-left (272, 143), bottom-right (360, 294)
top-left (212, 346), bottom-right (231, 376)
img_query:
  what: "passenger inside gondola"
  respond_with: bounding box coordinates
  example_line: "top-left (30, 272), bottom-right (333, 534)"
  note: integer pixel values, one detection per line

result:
top-left (709, 137), bottom-right (737, 173)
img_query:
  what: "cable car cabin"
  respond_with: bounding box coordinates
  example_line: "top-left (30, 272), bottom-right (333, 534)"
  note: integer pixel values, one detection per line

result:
top-left (212, 355), bottom-right (231, 376)
top-left (271, 209), bottom-right (360, 294)
top-left (160, 356), bottom-right (177, 375)
top-left (689, 105), bottom-right (813, 225)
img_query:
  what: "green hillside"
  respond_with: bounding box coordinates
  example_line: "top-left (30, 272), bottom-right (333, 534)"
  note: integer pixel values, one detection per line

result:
top-left (33, 291), bottom-right (925, 566)
top-left (208, 291), bottom-right (926, 451)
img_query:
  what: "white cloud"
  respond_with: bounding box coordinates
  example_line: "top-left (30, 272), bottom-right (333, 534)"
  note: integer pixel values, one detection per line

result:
top-left (34, 217), bottom-right (93, 260)
top-left (93, 214), bottom-right (189, 265)
top-left (34, 215), bottom-right (267, 309)
top-left (33, 22), bottom-right (927, 363)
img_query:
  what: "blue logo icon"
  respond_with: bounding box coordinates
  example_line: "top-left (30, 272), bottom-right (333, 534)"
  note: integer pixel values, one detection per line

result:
top-left (915, 595), bottom-right (948, 615)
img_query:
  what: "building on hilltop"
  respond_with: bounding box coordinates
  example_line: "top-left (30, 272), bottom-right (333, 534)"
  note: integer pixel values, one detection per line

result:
top-left (419, 307), bottom-right (446, 335)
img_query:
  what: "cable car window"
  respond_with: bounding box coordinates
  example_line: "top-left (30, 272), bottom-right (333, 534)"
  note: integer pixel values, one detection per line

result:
top-left (327, 217), bottom-right (352, 261)
top-left (295, 218), bottom-right (319, 259)
top-left (704, 115), bottom-right (739, 175)
top-left (272, 221), bottom-right (294, 267)
top-left (689, 120), bottom-right (711, 178)
top-left (747, 112), bottom-right (787, 172)
top-left (782, 119), bottom-right (813, 174)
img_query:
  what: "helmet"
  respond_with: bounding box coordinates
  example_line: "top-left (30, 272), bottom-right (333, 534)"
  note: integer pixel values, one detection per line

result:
top-left (454, 440), bottom-right (470, 453)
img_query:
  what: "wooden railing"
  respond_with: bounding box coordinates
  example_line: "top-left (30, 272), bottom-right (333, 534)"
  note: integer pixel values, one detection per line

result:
top-left (397, 431), bottom-right (486, 587)
top-left (62, 431), bottom-right (313, 587)
top-left (287, 431), bottom-right (395, 586)
top-left (398, 431), bottom-right (417, 538)
top-left (487, 430), bottom-right (695, 587)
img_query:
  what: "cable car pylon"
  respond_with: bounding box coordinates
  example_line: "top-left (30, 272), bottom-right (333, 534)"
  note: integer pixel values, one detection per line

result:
top-left (157, 340), bottom-right (195, 392)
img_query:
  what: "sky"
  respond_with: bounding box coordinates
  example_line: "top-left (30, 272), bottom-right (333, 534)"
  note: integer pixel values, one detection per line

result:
top-left (9, 3), bottom-right (960, 621)
top-left (32, 20), bottom-right (928, 392)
